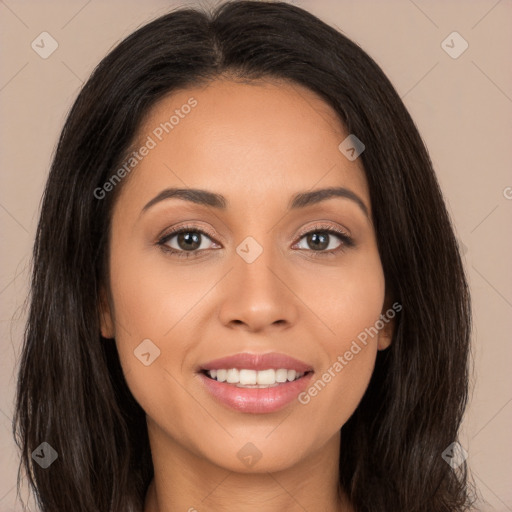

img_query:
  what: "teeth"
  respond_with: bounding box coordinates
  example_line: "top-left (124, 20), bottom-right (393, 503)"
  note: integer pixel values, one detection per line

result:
top-left (276, 369), bottom-right (288, 382)
top-left (240, 369), bottom-right (257, 385)
top-left (257, 369), bottom-right (274, 385)
top-left (226, 369), bottom-right (239, 383)
top-left (205, 368), bottom-right (305, 386)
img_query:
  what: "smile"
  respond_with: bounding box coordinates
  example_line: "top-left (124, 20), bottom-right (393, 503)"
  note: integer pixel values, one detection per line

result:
top-left (203, 368), bottom-right (307, 387)
top-left (197, 352), bottom-right (315, 413)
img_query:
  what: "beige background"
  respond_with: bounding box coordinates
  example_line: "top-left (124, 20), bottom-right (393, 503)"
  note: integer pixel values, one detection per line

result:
top-left (1, 0), bottom-right (511, 510)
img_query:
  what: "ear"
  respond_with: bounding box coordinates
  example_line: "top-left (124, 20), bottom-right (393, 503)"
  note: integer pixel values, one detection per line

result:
top-left (99, 285), bottom-right (115, 339)
top-left (377, 293), bottom-right (397, 351)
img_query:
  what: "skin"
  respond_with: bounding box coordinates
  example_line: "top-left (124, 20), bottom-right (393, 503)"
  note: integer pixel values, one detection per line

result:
top-left (100, 77), bottom-right (394, 512)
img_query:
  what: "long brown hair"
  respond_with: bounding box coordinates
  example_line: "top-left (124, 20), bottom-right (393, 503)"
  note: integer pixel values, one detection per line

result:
top-left (14, 1), bottom-right (475, 510)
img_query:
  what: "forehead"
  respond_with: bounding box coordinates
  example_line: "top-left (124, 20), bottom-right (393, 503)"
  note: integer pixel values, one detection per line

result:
top-left (121, 78), bottom-right (370, 214)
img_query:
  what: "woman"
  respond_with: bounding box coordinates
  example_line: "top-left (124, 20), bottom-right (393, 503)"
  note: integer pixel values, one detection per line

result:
top-left (14, 1), bottom-right (475, 510)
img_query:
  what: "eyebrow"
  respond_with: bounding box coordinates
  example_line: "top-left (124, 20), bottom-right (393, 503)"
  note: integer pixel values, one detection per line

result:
top-left (141, 186), bottom-right (369, 218)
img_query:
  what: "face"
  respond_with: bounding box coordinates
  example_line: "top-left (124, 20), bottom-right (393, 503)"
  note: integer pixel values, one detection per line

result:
top-left (100, 78), bottom-right (394, 474)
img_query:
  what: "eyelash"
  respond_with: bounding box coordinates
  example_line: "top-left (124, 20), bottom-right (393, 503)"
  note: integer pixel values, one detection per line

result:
top-left (157, 223), bottom-right (355, 259)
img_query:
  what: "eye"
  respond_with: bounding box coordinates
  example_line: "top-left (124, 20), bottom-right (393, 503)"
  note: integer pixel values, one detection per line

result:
top-left (157, 222), bottom-right (355, 259)
top-left (293, 223), bottom-right (354, 257)
top-left (157, 225), bottom-right (219, 259)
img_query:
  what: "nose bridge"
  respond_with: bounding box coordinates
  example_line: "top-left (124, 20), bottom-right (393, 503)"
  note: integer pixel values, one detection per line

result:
top-left (236, 234), bottom-right (278, 291)
top-left (217, 231), bottom-right (297, 331)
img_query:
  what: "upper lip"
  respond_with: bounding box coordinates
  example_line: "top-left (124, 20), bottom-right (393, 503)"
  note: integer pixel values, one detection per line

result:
top-left (198, 352), bottom-right (314, 373)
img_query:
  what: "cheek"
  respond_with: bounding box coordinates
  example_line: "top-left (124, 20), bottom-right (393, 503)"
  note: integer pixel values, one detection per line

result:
top-left (330, 268), bottom-right (385, 341)
top-left (298, 346), bottom-right (377, 444)
top-left (107, 234), bottom-right (196, 349)
top-left (297, 253), bottom-right (385, 427)
top-left (106, 237), bottom-right (226, 433)
top-left (106, 238), bottom-right (187, 413)
top-left (300, 246), bottom-right (385, 343)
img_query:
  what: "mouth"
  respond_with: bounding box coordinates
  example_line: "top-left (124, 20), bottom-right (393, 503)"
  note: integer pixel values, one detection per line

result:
top-left (196, 352), bottom-right (315, 414)
top-left (200, 368), bottom-right (313, 388)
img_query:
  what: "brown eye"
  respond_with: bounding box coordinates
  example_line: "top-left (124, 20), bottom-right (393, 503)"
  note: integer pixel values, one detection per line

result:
top-left (174, 231), bottom-right (203, 251)
top-left (294, 225), bottom-right (354, 255)
top-left (302, 232), bottom-right (332, 251)
top-left (158, 226), bottom-right (219, 258)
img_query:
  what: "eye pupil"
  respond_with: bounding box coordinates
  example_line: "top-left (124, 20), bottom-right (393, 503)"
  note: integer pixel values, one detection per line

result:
top-left (308, 232), bottom-right (329, 251)
top-left (178, 232), bottom-right (201, 250)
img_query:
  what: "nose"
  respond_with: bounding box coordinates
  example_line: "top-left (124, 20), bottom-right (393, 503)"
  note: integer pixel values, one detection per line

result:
top-left (217, 242), bottom-right (299, 333)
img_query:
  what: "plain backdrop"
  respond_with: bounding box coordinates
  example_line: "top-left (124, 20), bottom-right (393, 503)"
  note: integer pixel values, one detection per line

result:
top-left (1, 0), bottom-right (511, 510)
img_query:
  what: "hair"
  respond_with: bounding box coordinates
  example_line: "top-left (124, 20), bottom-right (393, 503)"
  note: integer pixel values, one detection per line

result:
top-left (13, 1), bottom-right (475, 511)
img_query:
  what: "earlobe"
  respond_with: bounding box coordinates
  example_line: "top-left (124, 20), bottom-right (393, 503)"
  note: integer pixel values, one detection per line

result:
top-left (377, 320), bottom-right (393, 350)
top-left (99, 286), bottom-right (115, 339)
top-left (377, 294), bottom-right (396, 351)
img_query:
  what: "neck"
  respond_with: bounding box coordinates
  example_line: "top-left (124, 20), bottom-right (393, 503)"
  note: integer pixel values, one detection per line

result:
top-left (143, 422), bottom-right (353, 512)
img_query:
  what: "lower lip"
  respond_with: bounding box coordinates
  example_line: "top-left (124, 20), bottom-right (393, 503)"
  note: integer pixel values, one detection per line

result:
top-left (198, 371), bottom-right (314, 414)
